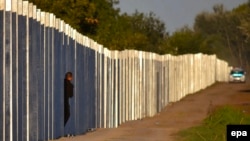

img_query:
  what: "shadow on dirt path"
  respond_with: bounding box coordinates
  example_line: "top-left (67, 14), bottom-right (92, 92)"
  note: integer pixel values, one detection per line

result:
top-left (239, 89), bottom-right (250, 93)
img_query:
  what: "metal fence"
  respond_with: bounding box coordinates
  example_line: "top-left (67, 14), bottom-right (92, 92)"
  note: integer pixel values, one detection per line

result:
top-left (0, 0), bottom-right (231, 140)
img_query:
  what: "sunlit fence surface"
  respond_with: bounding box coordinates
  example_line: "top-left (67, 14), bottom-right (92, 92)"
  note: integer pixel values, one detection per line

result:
top-left (0, 0), bottom-right (231, 140)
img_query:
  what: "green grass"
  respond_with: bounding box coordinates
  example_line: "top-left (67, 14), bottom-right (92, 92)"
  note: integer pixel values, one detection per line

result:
top-left (178, 106), bottom-right (250, 141)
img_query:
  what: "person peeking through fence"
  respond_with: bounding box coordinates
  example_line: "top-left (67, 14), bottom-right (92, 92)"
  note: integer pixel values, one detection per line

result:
top-left (64, 72), bottom-right (74, 126)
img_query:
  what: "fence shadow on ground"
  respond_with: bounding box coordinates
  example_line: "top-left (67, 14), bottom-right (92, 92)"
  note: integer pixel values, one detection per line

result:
top-left (239, 89), bottom-right (250, 93)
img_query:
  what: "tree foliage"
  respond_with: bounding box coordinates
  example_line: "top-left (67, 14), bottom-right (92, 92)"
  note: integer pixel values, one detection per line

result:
top-left (194, 2), bottom-right (250, 68)
top-left (167, 26), bottom-right (214, 55)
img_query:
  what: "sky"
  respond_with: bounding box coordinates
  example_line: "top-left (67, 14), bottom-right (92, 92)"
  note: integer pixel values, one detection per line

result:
top-left (117, 0), bottom-right (248, 34)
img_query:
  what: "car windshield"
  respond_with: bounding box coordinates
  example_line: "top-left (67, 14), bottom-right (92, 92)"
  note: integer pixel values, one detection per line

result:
top-left (230, 70), bottom-right (244, 75)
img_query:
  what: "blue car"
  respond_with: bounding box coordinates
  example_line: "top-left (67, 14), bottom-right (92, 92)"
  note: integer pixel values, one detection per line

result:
top-left (229, 68), bottom-right (246, 83)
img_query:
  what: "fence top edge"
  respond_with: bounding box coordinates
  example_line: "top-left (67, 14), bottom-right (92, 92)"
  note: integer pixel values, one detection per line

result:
top-left (11, 0), bottom-right (18, 12)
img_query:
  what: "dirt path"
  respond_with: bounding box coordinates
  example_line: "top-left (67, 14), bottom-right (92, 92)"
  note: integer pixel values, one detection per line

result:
top-left (56, 83), bottom-right (250, 141)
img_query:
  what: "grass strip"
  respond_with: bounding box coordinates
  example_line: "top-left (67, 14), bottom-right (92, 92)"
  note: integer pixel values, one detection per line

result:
top-left (178, 106), bottom-right (250, 141)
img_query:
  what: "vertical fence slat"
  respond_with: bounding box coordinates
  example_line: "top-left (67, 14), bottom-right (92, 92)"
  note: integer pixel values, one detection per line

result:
top-left (0, 0), bottom-right (4, 140)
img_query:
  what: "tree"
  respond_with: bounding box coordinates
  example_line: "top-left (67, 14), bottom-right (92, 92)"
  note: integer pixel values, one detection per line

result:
top-left (167, 26), bottom-right (213, 55)
top-left (29, 0), bottom-right (98, 35)
top-left (194, 2), bottom-right (250, 69)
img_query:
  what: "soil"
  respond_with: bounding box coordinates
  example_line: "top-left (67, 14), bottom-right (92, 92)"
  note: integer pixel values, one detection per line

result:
top-left (56, 82), bottom-right (250, 141)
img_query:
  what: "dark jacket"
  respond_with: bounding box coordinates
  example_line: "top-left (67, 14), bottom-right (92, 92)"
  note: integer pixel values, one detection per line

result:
top-left (64, 79), bottom-right (74, 104)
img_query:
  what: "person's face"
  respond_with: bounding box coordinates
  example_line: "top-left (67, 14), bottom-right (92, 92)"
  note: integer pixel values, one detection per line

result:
top-left (67, 76), bottom-right (73, 81)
